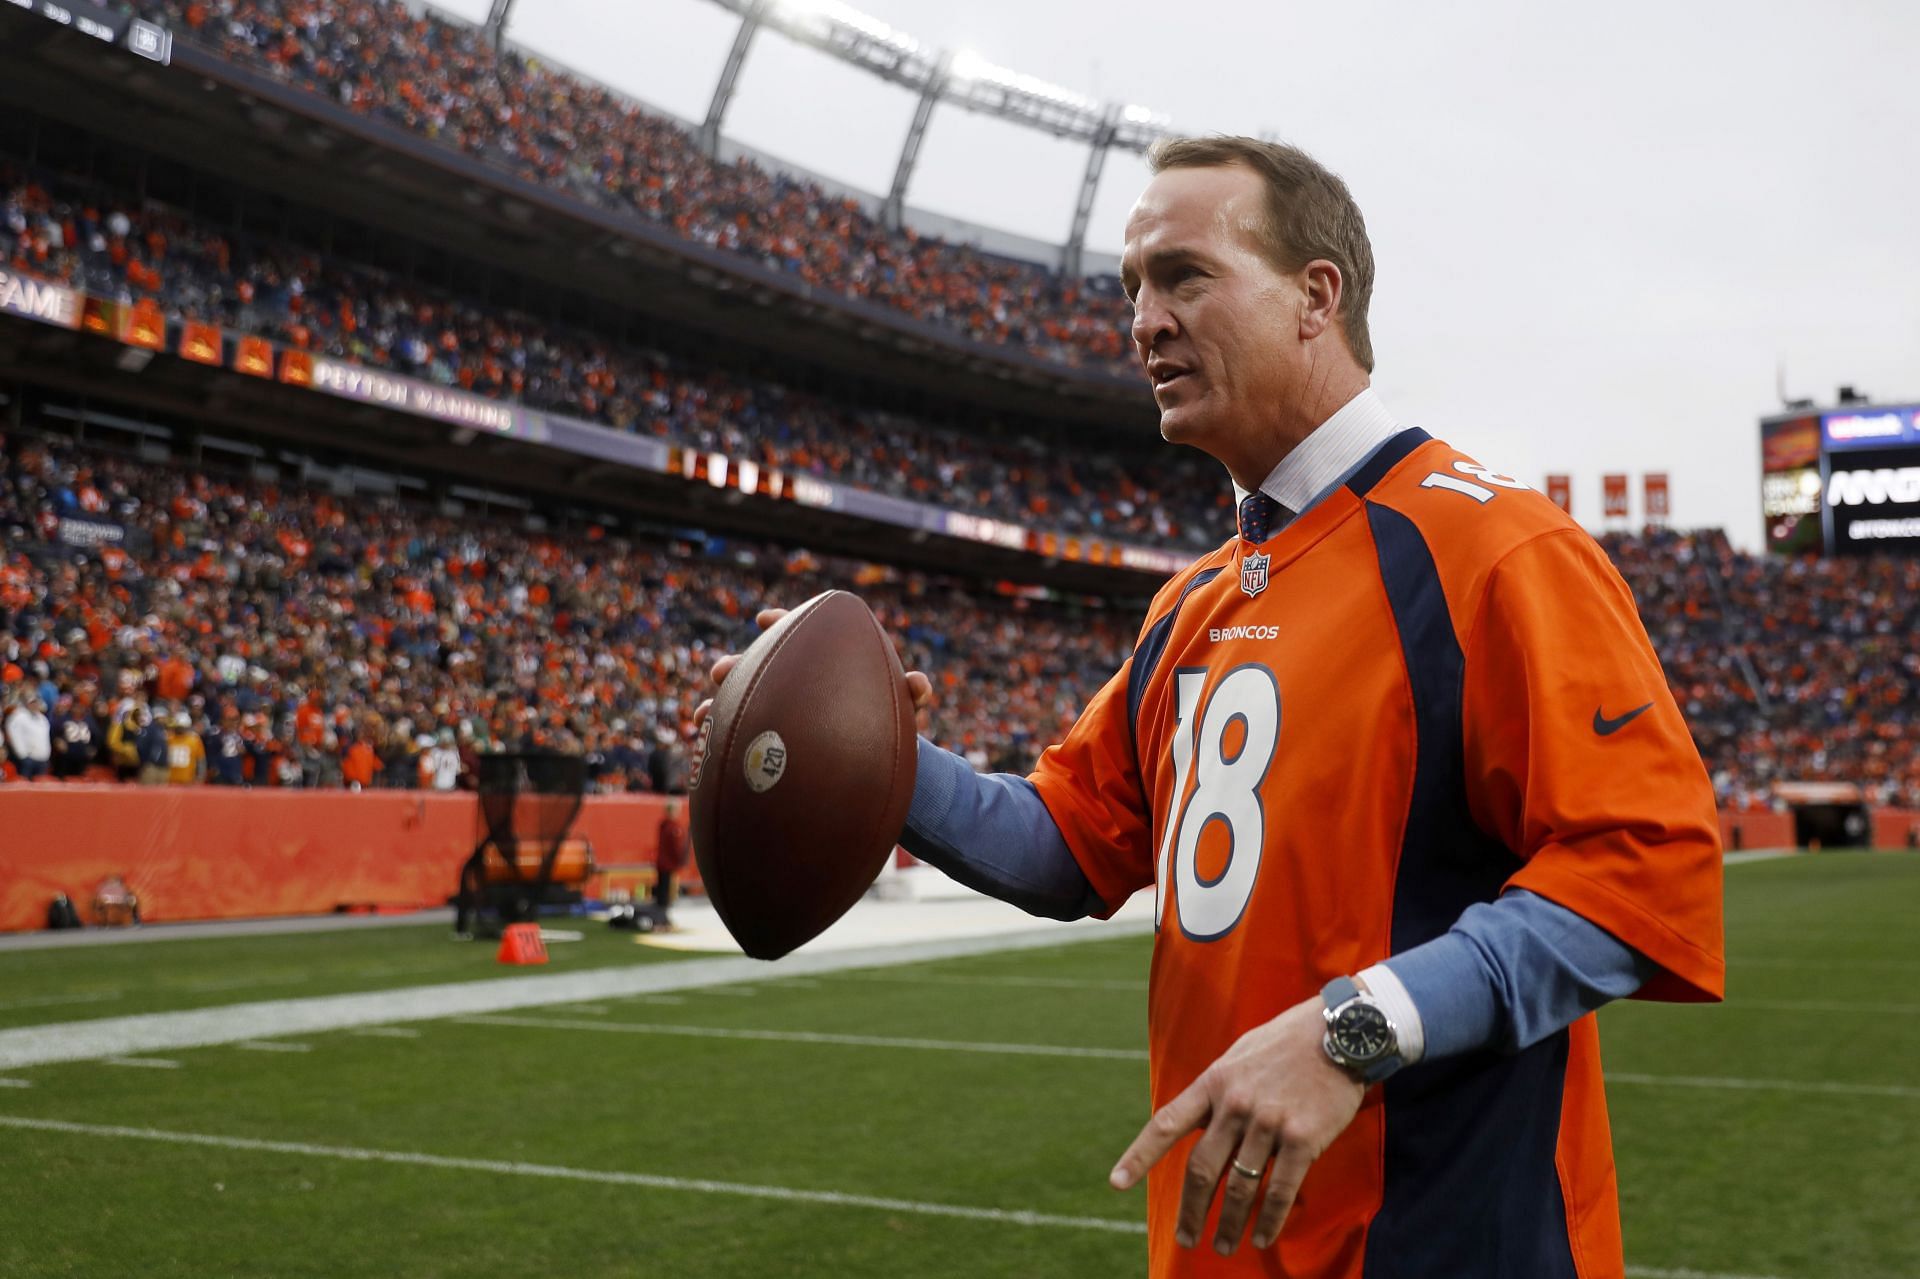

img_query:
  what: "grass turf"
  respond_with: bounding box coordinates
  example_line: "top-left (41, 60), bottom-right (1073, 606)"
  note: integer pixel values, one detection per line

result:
top-left (1, 854), bottom-right (1916, 1277)
top-left (0, 919), bottom-right (703, 1031)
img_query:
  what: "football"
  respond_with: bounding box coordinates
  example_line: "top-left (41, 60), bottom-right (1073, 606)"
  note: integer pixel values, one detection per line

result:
top-left (688, 590), bottom-right (918, 959)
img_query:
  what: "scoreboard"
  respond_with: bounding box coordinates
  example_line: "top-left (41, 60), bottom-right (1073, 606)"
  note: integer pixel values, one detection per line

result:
top-left (1760, 403), bottom-right (1920, 557)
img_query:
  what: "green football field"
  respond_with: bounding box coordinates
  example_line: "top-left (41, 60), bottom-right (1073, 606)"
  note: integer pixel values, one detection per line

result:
top-left (0, 853), bottom-right (1915, 1278)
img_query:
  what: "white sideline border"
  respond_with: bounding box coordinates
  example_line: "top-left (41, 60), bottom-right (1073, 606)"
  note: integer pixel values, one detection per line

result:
top-left (0, 1116), bottom-right (1790, 1279)
top-left (0, 917), bottom-right (1150, 1070)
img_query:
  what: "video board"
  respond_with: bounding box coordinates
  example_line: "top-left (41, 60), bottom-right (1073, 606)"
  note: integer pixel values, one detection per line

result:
top-left (1761, 405), bottom-right (1920, 556)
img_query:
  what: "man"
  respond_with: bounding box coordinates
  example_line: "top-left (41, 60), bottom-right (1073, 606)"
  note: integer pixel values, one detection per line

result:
top-left (164, 710), bottom-right (206, 786)
top-left (4, 695), bottom-right (52, 781)
top-left (653, 799), bottom-right (688, 929)
top-left (49, 692), bottom-right (98, 780)
top-left (135, 705), bottom-right (171, 787)
top-left (700, 138), bottom-right (1721, 1277)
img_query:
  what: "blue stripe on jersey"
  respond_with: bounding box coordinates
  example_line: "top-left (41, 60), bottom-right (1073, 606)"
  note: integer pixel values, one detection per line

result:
top-left (1344, 427), bottom-right (1432, 499)
top-left (1361, 501), bottom-right (1578, 1279)
top-left (1126, 566), bottom-right (1224, 765)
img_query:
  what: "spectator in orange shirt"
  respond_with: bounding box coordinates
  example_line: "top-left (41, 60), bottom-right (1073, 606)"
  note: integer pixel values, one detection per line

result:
top-left (341, 733), bottom-right (382, 791)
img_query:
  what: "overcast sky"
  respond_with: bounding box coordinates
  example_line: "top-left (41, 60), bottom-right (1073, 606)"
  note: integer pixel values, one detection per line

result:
top-left (435, 0), bottom-right (1920, 548)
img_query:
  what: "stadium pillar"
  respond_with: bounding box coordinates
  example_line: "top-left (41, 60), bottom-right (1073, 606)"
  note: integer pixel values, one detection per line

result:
top-left (484, 0), bottom-right (517, 49)
top-left (701, 0), bottom-right (771, 159)
top-left (1064, 107), bottom-right (1119, 277)
top-left (884, 53), bottom-right (951, 233)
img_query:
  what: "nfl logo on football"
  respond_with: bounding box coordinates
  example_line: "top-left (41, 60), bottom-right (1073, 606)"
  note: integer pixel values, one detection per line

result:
top-left (1241, 550), bottom-right (1270, 598)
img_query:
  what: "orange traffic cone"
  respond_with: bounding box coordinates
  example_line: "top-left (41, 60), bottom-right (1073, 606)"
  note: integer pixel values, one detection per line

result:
top-left (497, 922), bottom-right (549, 965)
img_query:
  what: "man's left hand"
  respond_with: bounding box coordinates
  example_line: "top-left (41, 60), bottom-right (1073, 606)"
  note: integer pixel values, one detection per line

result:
top-left (1109, 994), bottom-right (1366, 1256)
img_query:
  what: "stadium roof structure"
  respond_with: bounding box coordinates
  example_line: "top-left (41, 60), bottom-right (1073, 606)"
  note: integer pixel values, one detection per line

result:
top-left (486, 0), bottom-right (1187, 276)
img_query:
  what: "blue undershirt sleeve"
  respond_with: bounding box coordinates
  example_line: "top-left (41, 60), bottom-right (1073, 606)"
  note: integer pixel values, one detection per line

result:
top-left (1382, 889), bottom-right (1661, 1062)
top-left (900, 737), bottom-right (1104, 922)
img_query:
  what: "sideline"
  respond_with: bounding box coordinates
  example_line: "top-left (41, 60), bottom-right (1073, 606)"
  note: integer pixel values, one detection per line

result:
top-left (0, 917), bottom-right (1149, 1070)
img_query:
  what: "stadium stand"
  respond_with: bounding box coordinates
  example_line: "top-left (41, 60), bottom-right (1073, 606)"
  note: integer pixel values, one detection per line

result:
top-left (0, 163), bottom-right (1225, 552)
top-left (126, 0), bottom-right (1137, 374)
top-left (0, 427), bottom-right (1135, 789)
top-left (6, 428), bottom-right (1919, 807)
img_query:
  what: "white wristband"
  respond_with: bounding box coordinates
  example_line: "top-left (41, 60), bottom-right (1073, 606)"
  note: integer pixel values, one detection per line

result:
top-left (1357, 963), bottom-right (1426, 1066)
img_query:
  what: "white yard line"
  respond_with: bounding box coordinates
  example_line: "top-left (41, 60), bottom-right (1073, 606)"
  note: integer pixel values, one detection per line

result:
top-left (347, 1027), bottom-right (421, 1039)
top-left (100, 1057), bottom-right (180, 1069)
top-left (0, 918), bottom-right (1149, 1070)
top-left (234, 1041), bottom-right (313, 1053)
top-left (463, 1015), bottom-right (1152, 1061)
top-left (0, 1078), bottom-right (31, 1088)
top-left (0, 1116), bottom-right (1144, 1235)
top-left (0, 1115), bottom-right (1797, 1278)
top-left (1607, 1072), bottom-right (1920, 1101)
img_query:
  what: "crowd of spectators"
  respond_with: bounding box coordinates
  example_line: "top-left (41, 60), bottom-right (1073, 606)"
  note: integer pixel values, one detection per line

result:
top-left (0, 430), bottom-right (1134, 791)
top-left (7, 432), bottom-right (1920, 807)
top-left (1, 164), bottom-right (1225, 552)
top-left (131, 0), bottom-right (1137, 374)
top-left (1600, 528), bottom-right (1920, 809)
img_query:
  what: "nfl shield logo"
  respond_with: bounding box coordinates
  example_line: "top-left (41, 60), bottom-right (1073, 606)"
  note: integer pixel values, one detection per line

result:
top-left (1241, 550), bottom-right (1270, 598)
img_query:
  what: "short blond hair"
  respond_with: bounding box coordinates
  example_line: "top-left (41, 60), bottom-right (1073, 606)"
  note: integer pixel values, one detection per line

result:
top-left (1147, 136), bottom-right (1376, 371)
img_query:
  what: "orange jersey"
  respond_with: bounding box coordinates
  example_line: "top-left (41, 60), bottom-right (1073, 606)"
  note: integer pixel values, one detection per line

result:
top-left (1029, 429), bottom-right (1723, 1279)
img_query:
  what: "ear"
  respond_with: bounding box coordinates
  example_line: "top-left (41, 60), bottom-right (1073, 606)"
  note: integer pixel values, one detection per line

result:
top-left (1297, 260), bottom-right (1345, 344)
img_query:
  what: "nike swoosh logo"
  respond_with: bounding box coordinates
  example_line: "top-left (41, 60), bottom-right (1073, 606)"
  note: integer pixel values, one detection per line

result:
top-left (1593, 703), bottom-right (1654, 736)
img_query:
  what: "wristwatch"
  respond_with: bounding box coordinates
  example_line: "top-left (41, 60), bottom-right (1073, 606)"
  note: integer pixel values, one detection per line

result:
top-left (1321, 975), bottom-right (1404, 1083)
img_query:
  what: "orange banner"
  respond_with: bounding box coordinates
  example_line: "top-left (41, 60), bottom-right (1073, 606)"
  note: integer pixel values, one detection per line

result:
top-left (180, 320), bottom-right (224, 367)
top-left (235, 335), bottom-right (274, 378)
top-left (1644, 472), bottom-right (1670, 522)
top-left (0, 788), bottom-right (684, 932)
top-left (1602, 473), bottom-right (1629, 519)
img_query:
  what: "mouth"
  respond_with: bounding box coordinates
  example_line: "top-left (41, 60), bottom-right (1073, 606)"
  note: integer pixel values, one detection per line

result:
top-left (1149, 364), bottom-right (1194, 395)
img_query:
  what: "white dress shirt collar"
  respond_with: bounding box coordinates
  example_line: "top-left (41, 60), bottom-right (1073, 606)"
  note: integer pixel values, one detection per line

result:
top-left (1230, 386), bottom-right (1402, 518)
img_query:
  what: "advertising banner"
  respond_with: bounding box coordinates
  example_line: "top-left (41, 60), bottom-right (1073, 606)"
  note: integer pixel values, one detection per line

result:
top-left (4, 0), bottom-right (171, 64)
top-left (55, 513), bottom-right (127, 550)
top-left (308, 358), bottom-right (523, 436)
top-left (0, 267), bottom-right (81, 330)
top-left (1545, 474), bottom-right (1571, 514)
top-left (1821, 406), bottom-right (1920, 452)
top-left (1644, 473), bottom-right (1670, 522)
top-left (1602, 473), bottom-right (1629, 519)
top-left (234, 335), bottom-right (274, 378)
top-left (179, 320), bottom-right (223, 367)
top-left (1823, 444), bottom-right (1920, 556)
top-left (1762, 414), bottom-right (1820, 473)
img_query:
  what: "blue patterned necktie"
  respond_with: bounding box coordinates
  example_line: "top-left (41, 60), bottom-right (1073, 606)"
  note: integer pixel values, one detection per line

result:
top-left (1239, 491), bottom-right (1285, 544)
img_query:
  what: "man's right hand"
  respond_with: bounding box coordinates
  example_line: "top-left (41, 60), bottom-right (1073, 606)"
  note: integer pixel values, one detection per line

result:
top-left (692, 608), bottom-right (935, 732)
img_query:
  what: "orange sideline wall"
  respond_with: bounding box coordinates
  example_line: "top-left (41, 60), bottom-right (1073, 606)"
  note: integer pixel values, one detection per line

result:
top-left (1872, 809), bottom-right (1920, 850)
top-left (0, 786), bottom-right (685, 932)
top-left (1718, 809), bottom-right (1794, 852)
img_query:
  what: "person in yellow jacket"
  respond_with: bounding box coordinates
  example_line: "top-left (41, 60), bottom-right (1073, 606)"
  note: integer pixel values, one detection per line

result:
top-left (165, 710), bottom-right (207, 785)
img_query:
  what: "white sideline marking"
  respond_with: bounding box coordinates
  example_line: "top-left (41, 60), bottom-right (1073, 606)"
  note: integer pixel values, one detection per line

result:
top-left (1608, 1072), bottom-right (1920, 1100)
top-left (101, 1057), bottom-right (180, 1069)
top-left (234, 1041), bottom-right (312, 1054)
top-left (464, 1015), bottom-right (1149, 1061)
top-left (348, 1028), bottom-right (421, 1039)
top-left (841, 972), bottom-right (1146, 993)
top-left (0, 1116), bottom-right (1145, 1235)
top-left (0, 917), bottom-right (1151, 1070)
top-left (0, 990), bottom-right (125, 1012)
top-left (0, 1078), bottom-right (30, 1088)
top-left (1721, 850), bottom-right (1795, 866)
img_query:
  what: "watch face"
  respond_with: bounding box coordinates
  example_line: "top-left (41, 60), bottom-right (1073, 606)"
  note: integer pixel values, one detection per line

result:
top-left (1333, 1003), bottom-right (1393, 1061)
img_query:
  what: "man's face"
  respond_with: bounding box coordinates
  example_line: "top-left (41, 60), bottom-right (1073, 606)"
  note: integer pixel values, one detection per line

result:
top-left (1121, 165), bottom-right (1305, 466)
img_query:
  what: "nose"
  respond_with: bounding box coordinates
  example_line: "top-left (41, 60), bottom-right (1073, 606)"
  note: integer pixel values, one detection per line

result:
top-left (1130, 287), bottom-right (1176, 353)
